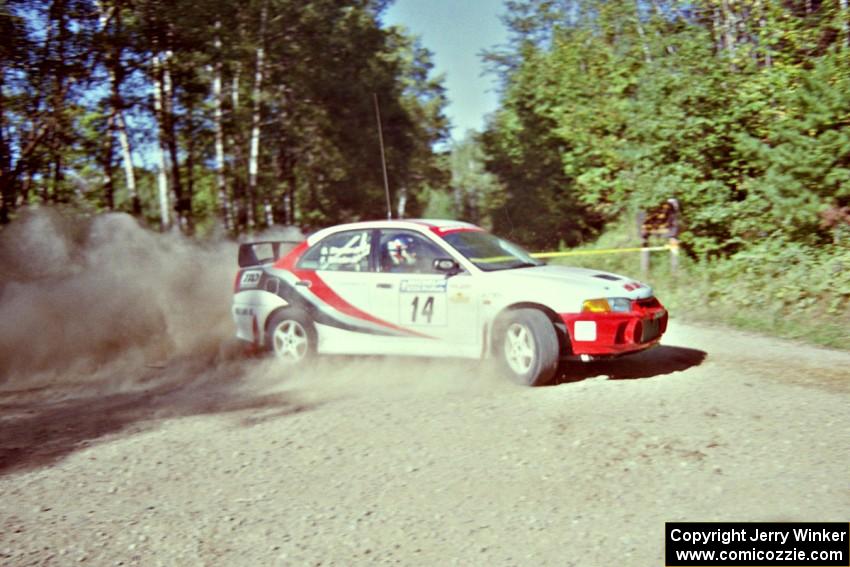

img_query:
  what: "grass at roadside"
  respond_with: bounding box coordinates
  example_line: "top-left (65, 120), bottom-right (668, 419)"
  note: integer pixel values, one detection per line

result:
top-left (546, 229), bottom-right (850, 350)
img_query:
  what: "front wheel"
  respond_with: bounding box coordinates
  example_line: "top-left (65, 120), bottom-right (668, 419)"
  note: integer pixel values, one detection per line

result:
top-left (496, 309), bottom-right (560, 386)
top-left (266, 309), bottom-right (317, 367)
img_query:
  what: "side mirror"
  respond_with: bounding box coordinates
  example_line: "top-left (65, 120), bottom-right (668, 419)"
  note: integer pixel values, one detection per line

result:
top-left (433, 258), bottom-right (462, 276)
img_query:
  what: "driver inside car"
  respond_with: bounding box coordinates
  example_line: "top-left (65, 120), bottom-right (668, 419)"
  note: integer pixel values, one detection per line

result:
top-left (385, 235), bottom-right (420, 272)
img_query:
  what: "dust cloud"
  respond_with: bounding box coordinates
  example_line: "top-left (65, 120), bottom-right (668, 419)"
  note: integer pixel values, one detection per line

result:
top-left (0, 208), bottom-right (240, 393)
top-left (253, 355), bottom-right (515, 404)
top-left (0, 208), bottom-right (502, 403)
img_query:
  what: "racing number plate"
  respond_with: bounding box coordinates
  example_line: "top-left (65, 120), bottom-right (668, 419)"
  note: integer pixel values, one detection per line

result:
top-left (240, 270), bottom-right (262, 289)
top-left (399, 279), bottom-right (447, 326)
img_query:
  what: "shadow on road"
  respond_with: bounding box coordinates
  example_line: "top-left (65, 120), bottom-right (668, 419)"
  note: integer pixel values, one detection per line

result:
top-left (553, 345), bottom-right (707, 385)
top-left (0, 358), bottom-right (316, 477)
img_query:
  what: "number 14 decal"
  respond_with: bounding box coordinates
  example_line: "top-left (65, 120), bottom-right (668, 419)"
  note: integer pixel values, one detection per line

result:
top-left (403, 294), bottom-right (446, 326)
top-left (411, 295), bottom-right (434, 324)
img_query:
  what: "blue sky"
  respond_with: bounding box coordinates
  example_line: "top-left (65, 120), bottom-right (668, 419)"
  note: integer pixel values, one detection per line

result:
top-left (382, 0), bottom-right (510, 142)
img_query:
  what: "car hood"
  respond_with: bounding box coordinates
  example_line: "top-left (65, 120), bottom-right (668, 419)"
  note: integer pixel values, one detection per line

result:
top-left (485, 264), bottom-right (654, 300)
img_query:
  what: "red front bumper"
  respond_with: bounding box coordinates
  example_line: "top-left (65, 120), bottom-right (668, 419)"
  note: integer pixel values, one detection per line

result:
top-left (559, 297), bottom-right (668, 357)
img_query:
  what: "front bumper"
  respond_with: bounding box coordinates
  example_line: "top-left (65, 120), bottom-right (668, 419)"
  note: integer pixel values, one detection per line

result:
top-left (559, 298), bottom-right (668, 357)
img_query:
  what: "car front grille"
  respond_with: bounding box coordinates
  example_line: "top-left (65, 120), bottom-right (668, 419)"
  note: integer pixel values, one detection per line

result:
top-left (640, 318), bottom-right (661, 342)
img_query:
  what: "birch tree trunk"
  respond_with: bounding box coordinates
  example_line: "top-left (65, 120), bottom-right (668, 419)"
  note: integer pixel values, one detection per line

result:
top-left (213, 21), bottom-right (233, 232)
top-left (161, 48), bottom-right (191, 234)
top-left (229, 61), bottom-right (244, 231)
top-left (101, 113), bottom-right (115, 210)
top-left (396, 186), bottom-right (408, 219)
top-left (96, 0), bottom-right (140, 216)
top-left (109, 67), bottom-right (140, 212)
top-left (247, 2), bottom-right (268, 231)
top-left (721, 0), bottom-right (736, 58)
top-left (232, 63), bottom-right (240, 110)
top-left (114, 111), bottom-right (139, 215)
top-left (185, 99), bottom-right (197, 231)
top-left (152, 52), bottom-right (171, 231)
top-left (283, 191), bottom-right (292, 225)
top-left (841, 0), bottom-right (850, 48)
top-left (633, 1), bottom-right (652, 64)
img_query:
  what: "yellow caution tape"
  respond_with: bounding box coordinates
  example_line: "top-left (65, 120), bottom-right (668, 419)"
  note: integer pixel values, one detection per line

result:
top-left (471, 244), bottom-right (676, 264)
top-left (531, 245), bottom-right (671, 259)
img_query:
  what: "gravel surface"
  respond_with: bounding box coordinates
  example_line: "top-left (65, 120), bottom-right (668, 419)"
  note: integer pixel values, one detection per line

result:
top-left (1, 320), bottom-right (849, 566)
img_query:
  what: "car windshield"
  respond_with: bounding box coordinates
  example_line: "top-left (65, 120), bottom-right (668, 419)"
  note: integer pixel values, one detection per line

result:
top-left (442, 231), bottom-right (545, 272)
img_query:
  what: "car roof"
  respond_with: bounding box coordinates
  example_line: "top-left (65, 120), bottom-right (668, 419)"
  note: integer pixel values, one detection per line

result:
top-left (306, 219), bottom-right (481, 244)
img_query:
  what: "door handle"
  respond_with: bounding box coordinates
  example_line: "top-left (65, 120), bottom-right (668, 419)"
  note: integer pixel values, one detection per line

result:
top-left (376, 283), bottom-right (393, 289)
top-left (296, 280), bottom-right (311, 288)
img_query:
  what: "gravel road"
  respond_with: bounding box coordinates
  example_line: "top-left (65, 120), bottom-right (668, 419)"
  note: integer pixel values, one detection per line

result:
top-left (1, 319), bottom-right (849, 566)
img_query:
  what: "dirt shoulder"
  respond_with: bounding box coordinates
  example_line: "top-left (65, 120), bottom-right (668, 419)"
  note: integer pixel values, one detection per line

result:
top-left (1, 319), bottom-right (848, 566)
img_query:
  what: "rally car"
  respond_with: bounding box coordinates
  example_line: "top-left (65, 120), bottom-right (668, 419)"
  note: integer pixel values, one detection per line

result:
top-left (232, 219), bottom-right (668, 386)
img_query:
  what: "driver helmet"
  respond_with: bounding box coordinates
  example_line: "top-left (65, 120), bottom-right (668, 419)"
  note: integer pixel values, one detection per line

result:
top-left (387, 235), bottom-right (418, 266)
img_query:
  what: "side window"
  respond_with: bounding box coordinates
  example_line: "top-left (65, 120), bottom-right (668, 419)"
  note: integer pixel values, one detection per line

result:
top-left (378, 230), bottom-right (445, 274)
top-left (297, 230), bottom-right (372, 272)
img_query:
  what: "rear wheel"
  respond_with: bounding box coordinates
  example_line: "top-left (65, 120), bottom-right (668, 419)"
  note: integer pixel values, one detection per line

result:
top-left (496, 309), bottom-right (560, 386)
top-left (266, 309), bottom-right (317, 366)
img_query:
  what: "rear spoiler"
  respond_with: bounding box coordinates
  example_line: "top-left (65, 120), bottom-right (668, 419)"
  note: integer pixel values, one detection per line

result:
top-left (238, 240), bottom-right (302, 268)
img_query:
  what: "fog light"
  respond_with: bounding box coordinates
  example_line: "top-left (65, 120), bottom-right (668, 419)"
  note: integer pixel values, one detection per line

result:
top-left (582, 299), bottom-right (610, 313)
top-left (574, 321), bottom-right (597, 341)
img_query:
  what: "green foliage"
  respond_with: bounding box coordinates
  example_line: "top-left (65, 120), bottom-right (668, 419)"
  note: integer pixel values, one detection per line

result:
top-left (481, 41), bottom-right (605, 248)
top-left (481, 0), bottom-right (850, 258)
top-left (553, 224), bottom-right (850, 349)
top-left (420, 186), bottom-right (456, 220)
top-left (0, 0), bottom-right (449, 234)
top-left (734, 51), bottom-right (850, 246)
top-left (443, 132), bottom-right (503, 229)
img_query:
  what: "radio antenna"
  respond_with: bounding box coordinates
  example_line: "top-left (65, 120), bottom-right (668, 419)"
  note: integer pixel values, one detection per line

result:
top-left (373, 93), bottom-right (392, 220)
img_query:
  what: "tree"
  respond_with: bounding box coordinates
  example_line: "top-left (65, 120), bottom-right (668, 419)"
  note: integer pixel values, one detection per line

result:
top-left (448, 132), bottom-right (501, 228)
top-left (480, 0), bottom-right (850, 253)
top-left (0, 0), bottom-right (450, 235)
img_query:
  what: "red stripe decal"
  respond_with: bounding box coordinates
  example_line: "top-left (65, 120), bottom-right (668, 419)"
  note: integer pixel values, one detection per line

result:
top-left (431, 226), bottom-right (485, 236)
top-left (292, 269), bottom-right (434, 339)
top-left (274, 240), bottom-right (309, 271)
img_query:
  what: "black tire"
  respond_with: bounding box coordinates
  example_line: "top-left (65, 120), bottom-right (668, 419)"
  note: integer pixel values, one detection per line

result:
top-left (495, 308), bottom-right (560, 386)
top-left (266, 308), bottom-right (317, 367)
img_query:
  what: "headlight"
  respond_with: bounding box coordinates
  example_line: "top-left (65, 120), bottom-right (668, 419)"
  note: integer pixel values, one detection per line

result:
top-left (581, 297), bottom-right (632, 313)
top-left (608, 297), bottom-right (632, 312)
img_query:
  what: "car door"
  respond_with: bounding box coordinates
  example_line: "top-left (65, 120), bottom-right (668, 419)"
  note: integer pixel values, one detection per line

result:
top-left (293, 228), bottom-right (401, 354)
top-left (296, 228), bottom-right (373, 309)
top-left (368, 229), bottom-right (480, 358)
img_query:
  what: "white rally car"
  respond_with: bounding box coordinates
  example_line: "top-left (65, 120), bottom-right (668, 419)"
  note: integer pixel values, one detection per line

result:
top-left (232, 219), bottom-right (668, 386)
